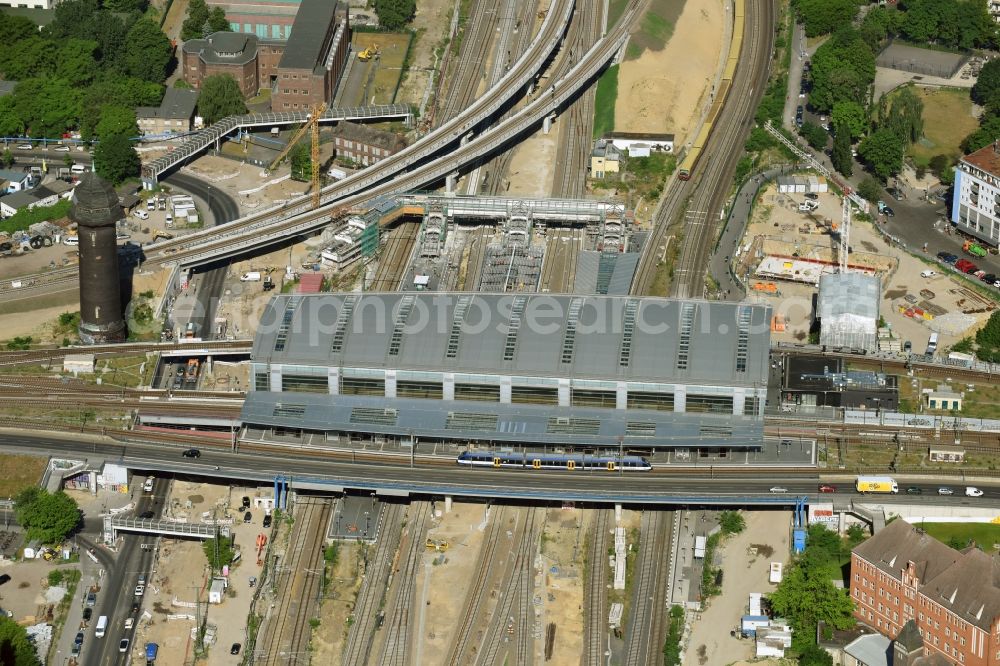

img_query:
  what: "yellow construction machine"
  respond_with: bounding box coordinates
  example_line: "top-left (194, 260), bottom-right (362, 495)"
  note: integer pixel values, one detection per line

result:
top-left (357, 44), bottom-right (380, 61)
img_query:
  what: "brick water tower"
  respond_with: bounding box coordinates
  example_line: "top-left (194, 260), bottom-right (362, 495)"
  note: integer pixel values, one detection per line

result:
top-left (73, 173), bottom-right (126, 344)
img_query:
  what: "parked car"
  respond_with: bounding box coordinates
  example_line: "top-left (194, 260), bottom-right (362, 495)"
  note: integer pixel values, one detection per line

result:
top-left (74, 632), bottom-right (84, 646)
top-left (903, 340), bottom-right (912, 353)
top-left (124, 618), bottom-right (134, 630)
top-left (881, 206), bottom-right (894, 217)
top-left (134, 585), bottom-right (144, 596)
top-left (955, 259), bottom-right (978, 274)
top-left (966, 487), bottom-right (984, 497)
top-left (16, 143), bottom-right (31, 150)
top-left (242, 496), bottom-right (251, 509)
top-left (130, 601), bottom-right (140, 614)
top-left (263, 514), bottom-right (273, 528)
top-left (82, 607), bottom-right (92, 622)
top-left (86, 591), bottom-right (97, 607)
top-left (981, 273), bottom-right (997, 284)
top-left (230, 643), bottom-right (242, 655)
top-left (937, 252), bottom-right (958, 264)
top-left (818, 484), bottom-right (836, 493)
top-left (134, 210), bottom-right (149, 220)
top-left (243, 511), bottom-right (252, 524)
top-left (886, 186), bottom-right (903, 201)
top-left (920, 270), bottom-right (937, 278)
top-left (119, 638), bottom-right (130, 653)
top-left (937, 487), bottom-right (954, 495)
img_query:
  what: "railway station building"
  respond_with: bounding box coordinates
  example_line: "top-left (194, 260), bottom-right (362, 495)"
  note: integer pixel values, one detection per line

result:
top-left (240, 293), bottom-right (772, 453)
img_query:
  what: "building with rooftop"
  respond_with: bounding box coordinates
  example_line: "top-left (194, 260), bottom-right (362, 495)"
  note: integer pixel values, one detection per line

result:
top-left (182, 0), bottom-right (349, 109)
top-left (208, 0), bottom-right (302, 40)
top-left (604, 132), bottom-right (675, 156)
top-left (780, 355), bottom-right (898, 411)
top-left (851, 518), bottom-right (1000, 665)
top-left (137, 88), bottom-right (200, 136)
top-left (953, 141), bottom-right (1000, 247)
top-left (240, 293), bottom-right (771, 452)
top-left (817, 272), bottom-right (880, 352)
top-left (330, 122), bottom-right (407, 167)
top-left (590, 139), bottom-right (622, 178)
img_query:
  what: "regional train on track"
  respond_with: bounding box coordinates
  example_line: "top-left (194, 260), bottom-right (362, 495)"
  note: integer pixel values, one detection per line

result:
top-left (457, 450), bottom-right (653, 471)
top-left (677, 0), bottom-right (745, 181)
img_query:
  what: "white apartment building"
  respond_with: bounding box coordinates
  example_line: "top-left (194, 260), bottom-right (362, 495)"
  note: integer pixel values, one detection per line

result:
top-left (952, 141), bottom-right (1000, 246)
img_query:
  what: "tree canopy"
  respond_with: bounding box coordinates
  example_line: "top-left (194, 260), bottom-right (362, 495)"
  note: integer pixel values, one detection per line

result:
top-left (0, 615), bottom-right (40, 666)
top-left (808, 28), bottom-right (876, 113)
top-left (182, 0), bottom-right (231, 40)
top-left (898, 0), bottom-right (995, 49)
top-left (830, 101), bottom-right (868, 140)
top-left (769, 525), bottom-right (856, 652)
top-left (791, 0), bottom-right (861, 38)
top-left (858, 127), bottom-right (905, 181)
top-left (14, 487), bottom-right (79, 545)
top-left (290, 142), bottom-right (313, 182)
top-left (876, 86), bottom-right (924, 145)
top-left (973, 59), bottom-right (1000, 109)
top-left (831, 122), bottom-right (854, 178)
top-left (0, 0), bottom-right (170, 140)
top-left (202, 536), bottom-right (234, 572)
top-left (94, 133), bottom-right (140, 184)
top-left (976, 311), bottom-right (1000, 363)
top-left (95, 105), bottom-right (139, 141)
top-left (374, 0), bottom-right (416, 31)
top-left (125, 19), bottom-right (174, 83)
top-left (197, 74), bottom-right (247, 124)
top-left (800, 121), bottom-right (829, 151)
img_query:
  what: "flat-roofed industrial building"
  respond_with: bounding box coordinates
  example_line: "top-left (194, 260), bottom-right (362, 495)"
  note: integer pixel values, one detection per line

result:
top-left (240, 293), bottom-right (772, 451)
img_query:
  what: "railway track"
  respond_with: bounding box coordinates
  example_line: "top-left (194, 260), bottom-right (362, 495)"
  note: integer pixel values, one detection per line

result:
top-left (445, 505), bottom-right (508, 665)
top-left (550, 2), bottom-right (602, 198)
top-left (476, 507), bottom-right (540, 666)
top-left (378, 501), bottom-right (431, 666)
top-left (0, 340), bottom-right (251, 366)
top-left (623, 510), bottom-right (672, 666)
top-left (368, 223), bottom-right (419, 291)
top-left (342, 503), bottom-right (405, 666)
top-left (256, 499), bottom-right (332, 665)
top-left (583, 509), bottom-right (611, 666)
top-left (439, 0), bottom-right (503, 124)
top-left (631, 0), bottom-right (772, 297)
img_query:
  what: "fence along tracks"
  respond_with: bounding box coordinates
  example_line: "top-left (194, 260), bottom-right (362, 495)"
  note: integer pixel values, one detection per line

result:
top-left (583, 509), bottom-right (612, 665)
top-left (378, 501), bottom-right (431, 666)
top-left (255, 499), bottom-right (332, 665)
top-left (342, 503), bottom-right (405, 665)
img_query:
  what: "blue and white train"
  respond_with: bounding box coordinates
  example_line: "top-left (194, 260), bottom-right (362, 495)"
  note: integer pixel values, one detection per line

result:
top-left (457, 450), bottom-right (652, 472)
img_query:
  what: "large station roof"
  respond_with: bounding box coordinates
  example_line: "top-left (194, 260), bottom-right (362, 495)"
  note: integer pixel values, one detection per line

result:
top-left (252, 293), bottom-right (771, 387)
top-left (241, 393), bottom-right (764, 448)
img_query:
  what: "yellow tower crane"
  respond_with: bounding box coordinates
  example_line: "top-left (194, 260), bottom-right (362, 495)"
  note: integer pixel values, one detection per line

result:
top-left (266, 102), bottom-right (327, 208)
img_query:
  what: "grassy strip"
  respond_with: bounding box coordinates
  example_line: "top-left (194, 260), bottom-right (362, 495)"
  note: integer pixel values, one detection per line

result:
top-left (661, 605), bottom-right (685, 666)
top-left (0, 199), bottom-right (71, 235)
top-left (916, 521), bottom-right (1000, 551)
top-left (592, 64), bottom-right (620, 139)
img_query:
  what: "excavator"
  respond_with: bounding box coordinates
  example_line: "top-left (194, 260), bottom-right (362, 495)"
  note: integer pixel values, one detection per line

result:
top-left (357, 44), bottom-right (380, 62)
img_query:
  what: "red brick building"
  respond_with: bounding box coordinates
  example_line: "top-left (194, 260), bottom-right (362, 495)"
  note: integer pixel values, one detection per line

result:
top-left (851, 519), bottom-right (1000, 665)
top-left (329, 121), bottom-right (408, 167)
top-left (181, 0), bottom-right (349, 109)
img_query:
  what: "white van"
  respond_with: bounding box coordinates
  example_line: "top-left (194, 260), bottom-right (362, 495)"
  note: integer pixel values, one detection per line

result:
top-left (95, 615), bottom-right (108, 638)
top-left (134, 210), bottom-right (149, 220)
top-left (240, 272), bottom-right (262, 282)
top-left (143, 477), bottom-right (154, 492)
top-left (70, 164), bottom-right (86, 175)
top-left (63, 236), bottom-right (79, 246)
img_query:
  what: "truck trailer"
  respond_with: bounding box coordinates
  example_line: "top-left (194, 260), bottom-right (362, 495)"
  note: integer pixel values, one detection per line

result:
top-left (855, 476), bottom-right (898, 493)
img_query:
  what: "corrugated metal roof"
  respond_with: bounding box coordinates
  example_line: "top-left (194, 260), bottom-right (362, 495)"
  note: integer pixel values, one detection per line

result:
top-left (572, 251), bottom-right (600, 294)
top-left (251, 293), bottom-right (771, 387)
top-left (241, 392), bottom-right (763, 447)
top-left (606, 253), bottom-right (640, 295)
top-left (818, 273), bottom-right (880, 320)
top-left (297, 273), bottom-right (324, 294)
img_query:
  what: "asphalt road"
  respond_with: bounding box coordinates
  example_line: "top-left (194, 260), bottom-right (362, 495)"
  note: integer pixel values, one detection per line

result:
top-left (161, 171), bottom-right (240, 341)
top-left (81, 477), bottom-right (165, 666)
top-left (2, 433), bottom-right (1000, 508)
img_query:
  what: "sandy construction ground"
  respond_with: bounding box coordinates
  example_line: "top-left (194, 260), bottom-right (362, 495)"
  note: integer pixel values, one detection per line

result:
top-left (395, 0), bottom-right (459, 109)
top-left (615, 0), bottom-right (725, 143)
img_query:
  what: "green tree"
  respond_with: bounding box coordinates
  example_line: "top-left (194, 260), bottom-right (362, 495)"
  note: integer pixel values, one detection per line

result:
top-left (202, 537), bottom-right (234, 572)
top-left (858, 176), bottom-right (881, 203)
top-left (95, 105), bottom-right (138, 141)
top-left (769, 562), bottom-right (855, 644)
top-left (93, 133), bottom-right (140, 184)
top-left (858, 127), bottom-right (905, 181)
top-left (125, 19), bottom-right (173, 84)
top-left (79, 73), bottom-right (163, 140)
top-left (809, 28), bottom-right (876, 113)
top-left (0, 615), bottom-right (41, 666)
top-left (10, 78), bottom-right (83, 138)
top-left (373, 0), bottom-right (416, 30)
top-left (197, 74), bottom-right (246, 124)
top-left (289, 142), bottom-right (313, 181)
top-left (799, 643), bottom-right (835, 666)
top-left (0, 149), bottom-right (12, 169)
top-left (719, 511), bottom-right (746, 535)
top-left (103, 0), bottom-right (148, 11)
top-left (0, 14), bottom-right (39, 46)
top-left (899, 0), bottom-right (994, 49)
top-left (830, 101), bottom-right (868, 140)
top-left (14, 488), bottom-right (79, 545)
top-left (55, 39), bottom-right (98, 87)
top-left (977, 311), bottom-right (1000, 350)
top-left (973, 59), bottom-right (1000, 108)
top-left (858, 6), bottom-right (899, 52)
top-left (791, 0), bottom-right (861, 37)
top-left (207, 7), bottom-right (232, 33)
top-left (962, 113), bottom-right (1000, 153)
top-left (800, 121), bottom-right (829, 150)
top-left (877, 85), bottom-right (923, 145)
top-left (181, 0), bottom-right (210, 40)
top-left (831, 122), bottom-right (854, 177)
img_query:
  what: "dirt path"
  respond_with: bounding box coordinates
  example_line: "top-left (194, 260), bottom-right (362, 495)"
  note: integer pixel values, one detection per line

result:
top-left (615, 0), bottom-right (725, 143)
top-left (683, 511), bottom-right (792, 666)
top-left (395, 0), bottom-right (457, 109)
